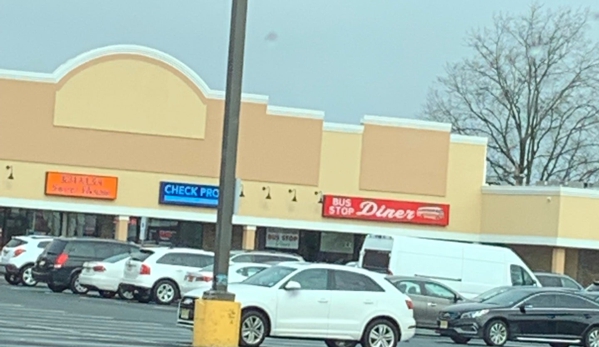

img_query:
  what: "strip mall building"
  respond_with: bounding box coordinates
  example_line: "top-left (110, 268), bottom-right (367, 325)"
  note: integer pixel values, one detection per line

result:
top-left (0, 45), bottom-right (597, 284)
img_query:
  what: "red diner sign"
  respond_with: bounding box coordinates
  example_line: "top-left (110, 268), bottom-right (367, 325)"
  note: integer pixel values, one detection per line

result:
top-left (322, 195), bottom-right (450, 227)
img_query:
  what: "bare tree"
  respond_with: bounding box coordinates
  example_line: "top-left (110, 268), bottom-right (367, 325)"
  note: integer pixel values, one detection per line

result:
top-left (422, 4), bottom-right (599, 185)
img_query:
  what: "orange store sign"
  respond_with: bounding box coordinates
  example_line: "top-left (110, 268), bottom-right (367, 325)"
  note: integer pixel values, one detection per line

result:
top-left (45, 172), bottom-right (118, 200)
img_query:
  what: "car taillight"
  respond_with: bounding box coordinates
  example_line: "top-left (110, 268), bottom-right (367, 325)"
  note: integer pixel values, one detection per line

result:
top-left (54, 253), bottom-right (69, 269)
top-left (406, 299), bottom-right (414, 310)
top-left (92, 265), bottom-right (106, 272)
top-left (13, 248), bottom-right (26, 257)
top-left (140, 264), bottom-right (151, 275)
top-left (197, 275), bottom-right (213, 282)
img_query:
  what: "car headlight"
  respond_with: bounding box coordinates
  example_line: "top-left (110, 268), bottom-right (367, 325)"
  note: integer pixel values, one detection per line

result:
top-left (460, 309), bottom-right (489, 319)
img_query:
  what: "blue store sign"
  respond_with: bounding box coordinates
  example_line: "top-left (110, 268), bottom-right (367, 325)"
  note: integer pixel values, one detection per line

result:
top-left (159, 181), bottom-right (219, 208)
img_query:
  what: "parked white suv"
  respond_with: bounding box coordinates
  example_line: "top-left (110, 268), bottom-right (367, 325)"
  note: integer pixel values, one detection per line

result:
top-left (178, 262), bottom-right (416, 347)
top-left (121, 247), bottom-right (214, 305)
top-left (0, 235), bottom-right (53, 286)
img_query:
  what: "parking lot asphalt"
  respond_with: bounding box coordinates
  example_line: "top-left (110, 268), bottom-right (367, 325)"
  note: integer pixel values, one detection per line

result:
top-left (0, 278), bottom-right (543, 347)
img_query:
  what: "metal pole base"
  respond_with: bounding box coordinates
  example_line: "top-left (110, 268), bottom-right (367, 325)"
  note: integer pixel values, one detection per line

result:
top-left (202, 289), bottom-right (235, 301)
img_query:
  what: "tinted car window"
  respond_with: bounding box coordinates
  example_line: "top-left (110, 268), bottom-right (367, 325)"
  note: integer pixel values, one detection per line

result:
top-left (362, 250), bottom-right (390, 273)
top-left (524, 294), bottom-right (557, 308)
top-left (94, 244), bottom-right (114, 259)
top-left (131, 249), bottom-right (154, 262)
top-left (110, 244), bottom-right (136, 257)
top-left (555, 294), bottom-right (599, 309)
top-left (5, 238), bottom-right (27, 248)
top-left (537, 275), bottom-right (562, 287)
top-left (424, 282), bottom-right (455, 300)
top-left (44, 240), bottom-right (67, 255)
top-left (289, 269), bottom-right (328, 290)
top-left (64, 242), bottom-right (97, 258)
top-left (37, 241), bottom-right (51, 249)
top-left (156, 253), bottom-right (186, 265)
top-left (393, 280), bottom-right (422, 295)
top-left (182, 254), bottom-right (214, 268)
top-left (511, 265), bottom-right (536, 286)
top-left (332, 270), bottom-right (383, 292)
top-left (561, 277), bottom-right (582, 290)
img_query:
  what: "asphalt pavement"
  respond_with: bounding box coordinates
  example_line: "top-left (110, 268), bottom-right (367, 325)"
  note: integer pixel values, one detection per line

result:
top-left (0, 278), bottom-right (541, 347)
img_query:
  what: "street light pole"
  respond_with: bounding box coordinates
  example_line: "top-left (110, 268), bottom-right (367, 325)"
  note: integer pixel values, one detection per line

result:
top-left (203, 0), bottom-right (248, 301)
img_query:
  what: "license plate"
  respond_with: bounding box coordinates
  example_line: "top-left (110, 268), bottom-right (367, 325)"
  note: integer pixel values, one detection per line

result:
top-left (180, 309), bottom-right (190, 320)
top-left (439, 321), bottom-right (448, 329)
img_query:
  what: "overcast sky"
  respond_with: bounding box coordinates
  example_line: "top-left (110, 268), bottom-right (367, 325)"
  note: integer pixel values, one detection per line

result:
top-left (1, 0), bottom-right (598, 124)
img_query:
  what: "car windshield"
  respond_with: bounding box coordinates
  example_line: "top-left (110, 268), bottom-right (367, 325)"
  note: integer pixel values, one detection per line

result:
top-left (475, 287), bottom-right (512, 302)
top-left (241, 266), bottom-right (295, 287)
top-left (483, 289), bottom-right (531, 306)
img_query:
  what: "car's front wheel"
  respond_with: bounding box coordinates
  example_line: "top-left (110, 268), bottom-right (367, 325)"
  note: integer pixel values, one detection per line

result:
top-left (4, 273), bottom-right (20, 285)
top-left (19, 265), bottom-right (37, 287)
top-left (483, 319), bottom-right (508, 346)
top-left (361, 318), bottom-right (399, 347)
top-left (239, 309), bottom-right (269, 347)
top-left (325, 340), bottom-right (358, 347)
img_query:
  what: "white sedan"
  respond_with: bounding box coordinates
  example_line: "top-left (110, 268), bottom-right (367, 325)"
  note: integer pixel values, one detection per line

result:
top-left (79, 253), bottom-right (134, 299)
top-left (180, 262), bottom-right (270, 296)
top-left (178, 262), bottom-right (416, 347)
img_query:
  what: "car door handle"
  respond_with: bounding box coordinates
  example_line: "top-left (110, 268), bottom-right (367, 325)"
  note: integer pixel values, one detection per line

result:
top-left (427, 302), bottom-right (437, 307)
top-left (364, 300), bottom-right (374, 305)
top-left (318, 299), bottom-right (329, 303)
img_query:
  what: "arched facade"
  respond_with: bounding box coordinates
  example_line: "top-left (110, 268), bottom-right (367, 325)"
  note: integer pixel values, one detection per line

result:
top-left (0, 45), bottom-right (597, 283)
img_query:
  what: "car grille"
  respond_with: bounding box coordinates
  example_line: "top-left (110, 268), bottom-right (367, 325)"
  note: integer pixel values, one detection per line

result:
top-left (439, 311), bottom-right (460, 320)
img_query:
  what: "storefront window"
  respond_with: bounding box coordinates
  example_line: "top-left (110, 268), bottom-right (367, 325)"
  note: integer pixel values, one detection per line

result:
top-left (64, 213), bottom-right (115, 238)
top-left (146, 218), bottom-right (179, 246)
top-left (265, 228), bottom-right (300, 251)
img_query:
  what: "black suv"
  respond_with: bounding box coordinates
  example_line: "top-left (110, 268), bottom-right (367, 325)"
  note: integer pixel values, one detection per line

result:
top-left (32, 237), bottom-right (139, 294)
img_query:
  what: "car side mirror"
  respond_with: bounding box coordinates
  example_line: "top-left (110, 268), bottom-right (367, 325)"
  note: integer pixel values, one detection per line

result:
top-left (284, 281), bottom-right (301, 290)
top-left (453, 295), bottom-right (461, 303)
top-left (519, 303), bottom-right (531, 313)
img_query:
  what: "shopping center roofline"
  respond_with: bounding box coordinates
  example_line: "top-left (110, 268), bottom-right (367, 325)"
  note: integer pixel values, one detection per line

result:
top-left (322, 122), bottom-right (488, 146)
top-left (482, 185), bottom-right (599, 199)
top-left (0, 44), bottom-right (490, 145)
top-left (1, 194), bottom-right (598, 250)
top-left (362, 115), bottom-right (452, 132)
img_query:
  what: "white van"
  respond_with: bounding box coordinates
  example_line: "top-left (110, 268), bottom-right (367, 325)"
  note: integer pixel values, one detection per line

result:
top-left (358, 234), bottom-right (540, 298)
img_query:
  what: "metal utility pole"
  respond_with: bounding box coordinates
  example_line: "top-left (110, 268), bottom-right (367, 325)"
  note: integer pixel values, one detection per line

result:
top-left (203, 0), bottom-right (248, 301)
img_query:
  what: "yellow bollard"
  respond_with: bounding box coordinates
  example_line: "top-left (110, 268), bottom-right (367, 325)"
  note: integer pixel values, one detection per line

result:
top-left (192, 298), bottom-right (241, 347)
